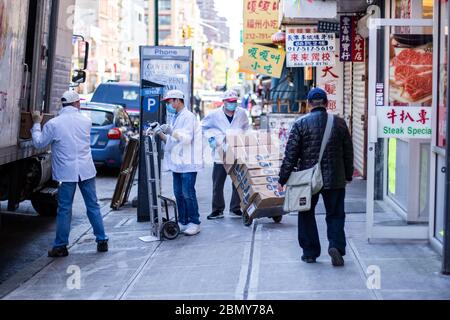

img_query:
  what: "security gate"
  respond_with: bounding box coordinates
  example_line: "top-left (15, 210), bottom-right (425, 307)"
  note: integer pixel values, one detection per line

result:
top-left (367, 18), bottom-right (433, 240)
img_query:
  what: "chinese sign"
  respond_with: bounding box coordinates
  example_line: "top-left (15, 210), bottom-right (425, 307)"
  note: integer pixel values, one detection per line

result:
top-left (318, 20), bottom-right (340, 33)
top-left (240, 43), bottom-right (285, 78)
top-left (243, 0), bottom-right (279, 44)
top-left (339, 16), bottom-right (365, 62)
top-left (376, 83), bottom-right (384, 106)
top-left (377, 106), bottom-right (432, 139)
top-left (286, 29), bottom-right (335, 67)
top-left (352, 18), bottom-right (365, 62)
top-left (316, 47), bottom-right (343, 115)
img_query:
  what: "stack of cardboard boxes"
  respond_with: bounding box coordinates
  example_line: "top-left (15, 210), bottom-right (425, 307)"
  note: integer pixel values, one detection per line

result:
top-left (223, 131), bottom-right (285, 215)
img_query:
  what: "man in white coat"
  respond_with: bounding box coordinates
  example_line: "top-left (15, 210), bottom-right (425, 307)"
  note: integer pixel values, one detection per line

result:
top-left (31, 91), bottom-right (108, 257)
top-left (153, 90), bottom-right (203, 236)
top-left (201, 90), bottom-right (249, 220)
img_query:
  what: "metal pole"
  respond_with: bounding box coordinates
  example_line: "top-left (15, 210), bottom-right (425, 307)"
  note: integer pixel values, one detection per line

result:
top-left (442, 1), bottom-right (450, 275)
top-left (154, 0), bottom-right (159, 46)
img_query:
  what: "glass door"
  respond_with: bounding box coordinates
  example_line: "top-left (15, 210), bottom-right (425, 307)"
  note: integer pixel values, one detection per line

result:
top-left (367, 18), bottom-right (433, 240)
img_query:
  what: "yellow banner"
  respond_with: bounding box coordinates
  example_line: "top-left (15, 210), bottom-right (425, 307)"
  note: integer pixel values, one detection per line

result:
top-left (243, 0), bottom-right (279, 44)
top-left (240, 44), bottom-right (285, 78)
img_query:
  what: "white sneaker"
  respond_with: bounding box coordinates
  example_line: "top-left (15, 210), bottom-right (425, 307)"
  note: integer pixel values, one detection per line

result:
top-left (183, 223), bottom-right (200, 236)
top-left (178, 223), bottom-right (188, 232)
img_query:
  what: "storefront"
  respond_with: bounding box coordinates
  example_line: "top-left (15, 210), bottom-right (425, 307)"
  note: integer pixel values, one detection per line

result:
top-left (364, 0), bottom-right (449, 259)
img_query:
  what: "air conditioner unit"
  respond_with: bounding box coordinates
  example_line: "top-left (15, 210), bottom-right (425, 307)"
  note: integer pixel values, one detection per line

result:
top-left (357, 5), bottom-right (381, 38)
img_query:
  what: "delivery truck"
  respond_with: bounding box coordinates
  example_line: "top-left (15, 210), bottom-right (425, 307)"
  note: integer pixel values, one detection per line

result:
top-left (0, 0), bottom-right (88, 220)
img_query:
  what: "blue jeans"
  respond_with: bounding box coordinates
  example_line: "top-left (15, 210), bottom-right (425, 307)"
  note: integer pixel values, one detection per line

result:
top-left (298, 188), bottom-right (346, 259)
top-left (54, 177), bottom-right (108, 248)
top-left (172, 172), bottom-right (200, 226)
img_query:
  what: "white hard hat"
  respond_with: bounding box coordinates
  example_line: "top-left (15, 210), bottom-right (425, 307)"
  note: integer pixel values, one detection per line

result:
top-left (223, 90), bottom-right (238, 102)
top-left (162, 89), bottom-right (185, 101)
top-left (61, 90), bottom-right (80, 104)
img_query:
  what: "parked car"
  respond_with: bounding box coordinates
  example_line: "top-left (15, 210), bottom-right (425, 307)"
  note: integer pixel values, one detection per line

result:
top-left (90, 81), bottom-right (140, 128)
top-left (80, 102), bottom-right (134, 169)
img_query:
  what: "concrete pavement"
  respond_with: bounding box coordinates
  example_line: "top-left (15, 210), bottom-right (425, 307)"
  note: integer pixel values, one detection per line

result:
top-left (1, 166), bottom-right (450, 300)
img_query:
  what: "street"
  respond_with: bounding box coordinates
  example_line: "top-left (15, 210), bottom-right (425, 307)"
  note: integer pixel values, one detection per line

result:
top-left (0, 168), bottom-right (120, 285)
top-left (1, 167), bottom-right (450, 300)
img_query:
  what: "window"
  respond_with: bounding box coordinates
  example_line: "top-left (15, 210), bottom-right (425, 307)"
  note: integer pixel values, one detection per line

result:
top-left (80, 109), bottom-right (114, 127)
top-left (159, 0), bottom-right (171, 11)
top-left (159, 14), bottom-right (171, 25)
top-left (159, 30), bottom-right (171, 41)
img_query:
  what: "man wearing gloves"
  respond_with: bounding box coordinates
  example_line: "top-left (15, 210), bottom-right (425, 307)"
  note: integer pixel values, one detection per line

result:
top-left (201, 90), bottom-right (249, 220)
top-left (31, 91), bottom-right (109, 257)
top-left (152, 90), bottom-right (203, 236)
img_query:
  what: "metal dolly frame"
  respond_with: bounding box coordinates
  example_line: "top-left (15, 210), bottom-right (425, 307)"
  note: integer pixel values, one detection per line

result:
top-left (139, 128), bottom-right (180, 242)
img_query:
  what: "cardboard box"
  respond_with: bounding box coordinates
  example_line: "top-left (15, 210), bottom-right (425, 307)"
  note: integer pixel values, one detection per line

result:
top-left (240, 184), bottom-right (285, 208)
top-left (233, 164), bottom-right (280, 179)
top-left (246, 193), bottom-right (285, 214)
top-left (242, 160), bottom-right (282, 170)
top-left (224, 145), bottom-right (282, 165)
top-left (20, 112), bottom-right (54, 139)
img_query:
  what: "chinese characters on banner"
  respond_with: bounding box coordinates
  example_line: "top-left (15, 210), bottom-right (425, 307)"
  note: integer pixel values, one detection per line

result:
top-left (286, 28), bottom-right (336, 67)
top-left (339, 16), bottom-right (365, 62)
top-left (316, 48), bottom-right (343, 116)
top-left (240, 43), bottom-right (285, 78)
top-left (377, 106), bottom-right (432, 139)
top-left (244, 0), bottom-right (279, 44)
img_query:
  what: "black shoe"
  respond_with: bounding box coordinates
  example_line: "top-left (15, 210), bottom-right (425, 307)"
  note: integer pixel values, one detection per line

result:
top-left (207, 212), bottom-right (224, 220)
top-left (48, 246), bottom-right (68, 258)
top-left (97, 240), bottom-right (108, 252)
top-left (328, 248), bottom-right (344, 267)
top-left (301, 256), bottom-right (316, 263)
top-left (232, 210), bottom-right (243, 217)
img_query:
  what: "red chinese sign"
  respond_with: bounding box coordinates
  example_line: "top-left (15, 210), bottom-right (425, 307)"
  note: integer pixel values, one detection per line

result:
top-left (339, 16), bottom-right (365, 62)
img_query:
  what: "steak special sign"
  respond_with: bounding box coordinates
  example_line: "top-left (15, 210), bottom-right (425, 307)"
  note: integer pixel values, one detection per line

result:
top-left (377, 106), bottom-right (432, 139)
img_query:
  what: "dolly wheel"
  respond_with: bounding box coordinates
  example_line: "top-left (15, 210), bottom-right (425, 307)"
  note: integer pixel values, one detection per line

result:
top-left (161, 221), bottom-right (180, 240)
top-left (242, 211), bottom-right (253, 227)
top-left (272, 215), bottom-right (283, 223)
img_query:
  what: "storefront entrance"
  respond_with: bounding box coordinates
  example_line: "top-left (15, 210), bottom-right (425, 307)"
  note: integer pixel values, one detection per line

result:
top-left (366, 18), bottom-right (433, 240)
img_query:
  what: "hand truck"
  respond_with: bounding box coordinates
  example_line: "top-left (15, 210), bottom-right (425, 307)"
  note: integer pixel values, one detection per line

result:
top-left (139, 126), bottom-right (180, 242)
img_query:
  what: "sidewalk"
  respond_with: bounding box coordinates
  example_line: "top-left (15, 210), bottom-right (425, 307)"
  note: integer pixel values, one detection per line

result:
top-left (1, 166), bottom-right (450, 300)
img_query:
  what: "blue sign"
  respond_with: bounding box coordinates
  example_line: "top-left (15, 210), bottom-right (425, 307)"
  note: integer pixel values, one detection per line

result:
top-left (142, 95), bottom-right (159, 113)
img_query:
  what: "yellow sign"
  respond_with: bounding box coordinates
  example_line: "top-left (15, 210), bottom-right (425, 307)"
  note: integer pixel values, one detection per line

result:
top-left (239, 44), bottom-right (285, 78)
top-left (243, 0), bottom-right (279, 44)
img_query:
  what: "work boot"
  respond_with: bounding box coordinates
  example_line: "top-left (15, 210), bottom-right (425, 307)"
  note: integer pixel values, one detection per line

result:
top-left (48, 246), bottom-right (69, 258)
top-left (232, 210), bottom-right (243, 217)
top-left (207, 211), bottom-right (224, 220)
top-left (301, 256), bottom-right (316, 263)
top-left (328, 248), bottom-right (344, 267)
top-left (97, 240), bottom-right (109, 252)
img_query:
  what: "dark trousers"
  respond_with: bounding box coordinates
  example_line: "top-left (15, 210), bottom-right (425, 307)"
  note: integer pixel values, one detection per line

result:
top-left (212, 163), bottom-right (241, 214)
top-left (298, 188), bottom-right (346, 259)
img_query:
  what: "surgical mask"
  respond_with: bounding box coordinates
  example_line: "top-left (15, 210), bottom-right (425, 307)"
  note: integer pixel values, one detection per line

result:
top-left (166, 103), bottom-right (177, 114)
top-left (225, 102), bottom-right (237, 112)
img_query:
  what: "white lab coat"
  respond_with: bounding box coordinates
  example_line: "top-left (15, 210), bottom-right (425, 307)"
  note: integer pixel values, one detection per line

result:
top-left (162, 107), bottom-right (204, 173)
top-left (31, 106), bottom-right (97, 182)
top-left (201, 106), bottom-right (249, 163)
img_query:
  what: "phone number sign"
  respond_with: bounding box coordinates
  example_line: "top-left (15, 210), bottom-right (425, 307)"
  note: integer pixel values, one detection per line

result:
top-left (286, 31), bottom-right (335, 67)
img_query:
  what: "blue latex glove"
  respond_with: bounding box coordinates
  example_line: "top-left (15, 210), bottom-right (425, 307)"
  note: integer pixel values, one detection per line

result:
top-left (208, 137), bottom-right (216, 149)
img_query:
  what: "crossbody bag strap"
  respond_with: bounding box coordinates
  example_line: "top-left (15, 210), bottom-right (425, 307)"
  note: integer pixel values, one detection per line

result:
top-left (318, 113), bottom-right (334, 164)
